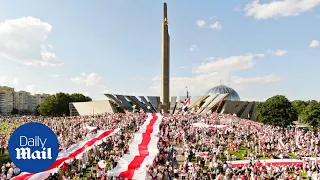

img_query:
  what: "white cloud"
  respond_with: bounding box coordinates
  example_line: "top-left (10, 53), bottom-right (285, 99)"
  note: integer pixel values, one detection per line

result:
top-left (48, 44), bottom-right (54, 50)
top-left (0, 17), bottom-right (63, 66)
top-left (244, 0), bottom-right (320, 20)
top-left (25, 85), bottom-right (38, 94)
top-left (0, 76), bottom-right (21, 86)
top-left (268, 49), bottom-right (287, 56)
top-left (255, 53), bottom-right (265, 58)
top-left (0, 77), bottom-right (7, 85)
top-left (193, 54), bottom-right (263, 74)
top-left (150, 72), bottom-right (220, 96)
top-left (49, 74), bottom-right (60, 78)
top-left (204, 57), bottom-right (215, 61)
top-left (71, 73), bottom-right (105, 87)
top-left (13, 77), bottom-right (20, 85)
top-left (242, 97), bottom-right (259, 101)
top-left (196, 20), bottom-right (206, 28)
top-left (189, 44), bottom-right (199, 52)
top-left (209, 21), bottom-right (222, 30)
top-left (150, 73), bottom-right (282, 96)
top-left (150, 52), bottom-right (281, 96)
top-left (231, 75), bottom-right (283, 84)
top-left (309, 40), bottom-right (320, 48)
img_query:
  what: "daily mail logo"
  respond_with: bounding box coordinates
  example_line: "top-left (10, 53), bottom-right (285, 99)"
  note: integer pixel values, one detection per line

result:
top-left (8, 122), bottom-right (59, 173)
top-left (16, 136), bottom-right (52, 160)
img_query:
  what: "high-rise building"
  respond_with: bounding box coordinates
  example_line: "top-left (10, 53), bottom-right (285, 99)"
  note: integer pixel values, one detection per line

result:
top-left (14, 91), bottom-right (32, 112)
top-left (13, 91), bottom-right (50, 113)
top-left (0, 86), bottom-right (14, 114)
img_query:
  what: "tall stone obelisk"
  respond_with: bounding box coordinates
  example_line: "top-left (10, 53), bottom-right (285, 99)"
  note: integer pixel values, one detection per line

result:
top-left (161, 2), bottom-right (170, 113)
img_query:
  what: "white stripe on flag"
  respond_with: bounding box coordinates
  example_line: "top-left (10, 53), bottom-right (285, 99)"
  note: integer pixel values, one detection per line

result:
top-left (107, 113), bottom-right (162, 180)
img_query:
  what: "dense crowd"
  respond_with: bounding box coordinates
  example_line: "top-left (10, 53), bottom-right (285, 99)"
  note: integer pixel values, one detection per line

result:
top-left (0, 110), bottom-right (320, 180)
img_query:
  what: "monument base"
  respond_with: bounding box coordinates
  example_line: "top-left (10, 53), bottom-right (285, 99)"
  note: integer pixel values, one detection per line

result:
top-left (161, 104), bottom-right (169, 114)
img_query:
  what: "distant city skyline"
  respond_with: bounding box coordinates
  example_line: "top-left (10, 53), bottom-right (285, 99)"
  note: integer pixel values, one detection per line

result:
top-left (0, 0), bottom-right (319, 101)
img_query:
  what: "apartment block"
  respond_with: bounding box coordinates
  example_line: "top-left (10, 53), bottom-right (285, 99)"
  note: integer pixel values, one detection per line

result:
top-left (0, 86), bottom-right (50, 115)
top-left (0, 86), bottom-right (14, 115)
top-left (14, 91), bottom-right (32, 112)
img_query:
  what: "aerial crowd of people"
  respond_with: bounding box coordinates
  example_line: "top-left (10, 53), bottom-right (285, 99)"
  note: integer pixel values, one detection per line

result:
top-left (0, 110), bottom-right (320, 180)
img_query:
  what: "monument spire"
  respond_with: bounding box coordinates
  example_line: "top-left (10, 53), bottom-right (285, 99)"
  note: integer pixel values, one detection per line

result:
top-left (161, 2), bottom-right (170, 113)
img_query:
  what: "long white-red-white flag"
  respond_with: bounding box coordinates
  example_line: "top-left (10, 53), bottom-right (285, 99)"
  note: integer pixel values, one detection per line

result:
top-left (107, 113), bottom-right (163, 179)
top-left (12, 128), bottom-right (119, 180)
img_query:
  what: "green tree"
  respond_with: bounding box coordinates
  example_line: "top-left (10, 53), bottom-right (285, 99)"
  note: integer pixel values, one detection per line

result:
top-left (301, 103), bottom-right (320, 128)
top-left (55, 92), bottom-right (71, 116)
top-left (253, 102), bottom-right (263, 120)
top-left (257, 95), bottom-right (298, 127)
top-left (11, 108), bottom-right (19, 115)
top-left (34, 105), bottom-right (41, 116)
top-left (292, 100), bottom-right (307, 115)
top-left (292, 100), bottom-right (308, 120)
top-left (38, 93), bottom-right (92, 116)
top-left (38, 95), bottom-right (58, 116)
top-left (70, 93), bottom-right (92, 102)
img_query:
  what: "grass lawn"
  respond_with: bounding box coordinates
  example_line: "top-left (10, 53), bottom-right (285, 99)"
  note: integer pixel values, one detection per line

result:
top-left (300, 172), bottom-right (308, 178)
top-left (289, 171), bottom-right (307, 179)
top-left (0, 122), bottom-right (20, 134)
top-left (229, 146), bottom-right (272, 161)
top-left (289, 153), bottom-right (297, 159)
top-left (229, 146), bottom-right (250, 160)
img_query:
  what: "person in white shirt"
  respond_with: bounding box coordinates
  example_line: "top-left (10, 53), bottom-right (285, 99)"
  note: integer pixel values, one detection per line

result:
top-left (308, 169), bottom-right (312, 180)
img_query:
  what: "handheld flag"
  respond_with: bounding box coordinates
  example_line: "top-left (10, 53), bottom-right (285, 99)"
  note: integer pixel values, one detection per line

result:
top-left (182, 97), bottom-right (191, 112)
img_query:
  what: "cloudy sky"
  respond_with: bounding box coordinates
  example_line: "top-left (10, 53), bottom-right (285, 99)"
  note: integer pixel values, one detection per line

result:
top-left (0, 0), bottom-right (319, 101)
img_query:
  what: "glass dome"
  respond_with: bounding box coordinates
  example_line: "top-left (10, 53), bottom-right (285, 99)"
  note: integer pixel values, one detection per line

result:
top-left (205, 84), bottom-right (240, 101)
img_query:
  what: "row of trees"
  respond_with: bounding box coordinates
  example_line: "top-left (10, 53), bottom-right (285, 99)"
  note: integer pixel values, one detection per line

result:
top-left (27, 92), bottom-right (320, 129)
top-left (255, 95), bottom-right (320, 128)
top-left (37, 93), bottom-right (92, 116)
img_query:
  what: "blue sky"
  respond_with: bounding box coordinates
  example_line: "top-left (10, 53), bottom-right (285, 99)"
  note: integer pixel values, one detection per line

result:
top-left (0, 0), bottom-right (319, 101)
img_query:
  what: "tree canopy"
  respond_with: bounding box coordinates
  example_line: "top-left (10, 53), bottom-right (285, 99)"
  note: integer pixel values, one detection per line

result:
top-left (11, 108), bottom-right (19, 115)
top-left (292, 100), bottom-right (308, 118)
top-left (37, 92), bottom-right (92, 116)
top-left (300, 102), bottom-right (320, 128)
top-left (255, 95), bottom-right (298, 127)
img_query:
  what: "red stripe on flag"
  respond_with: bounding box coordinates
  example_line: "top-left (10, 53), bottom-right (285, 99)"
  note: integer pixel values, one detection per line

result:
top-left (183, 98), bottom-right (190, 106)
top-left (119, 113), bottom-right (158, 179)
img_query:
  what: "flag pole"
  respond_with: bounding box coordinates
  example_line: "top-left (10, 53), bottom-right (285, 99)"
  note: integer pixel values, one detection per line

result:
top-left (186, 86), bottom-right (188, 99)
